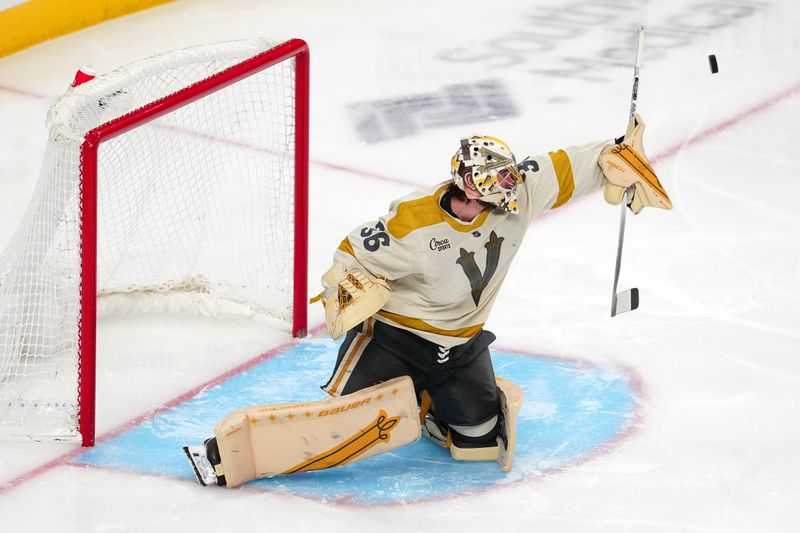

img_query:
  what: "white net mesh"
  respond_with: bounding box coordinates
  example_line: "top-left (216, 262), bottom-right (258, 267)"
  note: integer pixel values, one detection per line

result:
top-left (0, 39), bottom-right (300, 440)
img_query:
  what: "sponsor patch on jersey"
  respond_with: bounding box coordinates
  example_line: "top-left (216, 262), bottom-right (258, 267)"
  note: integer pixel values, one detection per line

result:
top-left (429, 237), bottom-right (451, 252)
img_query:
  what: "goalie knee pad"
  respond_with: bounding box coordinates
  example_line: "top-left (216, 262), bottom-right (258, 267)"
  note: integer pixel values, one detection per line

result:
top-left (449, 415), bottom-right (499, 448)
top-left (495, 376), bottom-right (523, 472)
top-left (449, 415), bottom-right (502, 463)
top-left (420, 377), bottom-right (523, 471)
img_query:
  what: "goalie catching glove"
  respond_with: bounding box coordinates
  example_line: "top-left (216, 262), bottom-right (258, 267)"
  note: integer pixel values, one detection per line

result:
top-left (311, 263), bottom-right (390, 340)
top-left (599, 114), bottom-right (673, 214)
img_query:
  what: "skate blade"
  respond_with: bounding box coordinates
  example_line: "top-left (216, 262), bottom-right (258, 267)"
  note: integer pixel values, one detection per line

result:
top-left (183, 445), bottom-right (216, 487)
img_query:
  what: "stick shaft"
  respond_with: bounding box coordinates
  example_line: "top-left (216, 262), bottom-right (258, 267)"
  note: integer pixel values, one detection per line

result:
top-left (611, 189), bottom-right (629, 296)
top-left (611, 26), bottom-right (646, 316)
top-left (629, 25), bottom-right (646, 120)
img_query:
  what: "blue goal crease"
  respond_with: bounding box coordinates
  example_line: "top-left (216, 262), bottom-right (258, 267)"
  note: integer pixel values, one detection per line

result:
top-left (74, 337), bottom-right (640, 505)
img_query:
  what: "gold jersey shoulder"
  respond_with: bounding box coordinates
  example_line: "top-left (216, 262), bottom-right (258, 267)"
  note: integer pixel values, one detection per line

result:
top-left (387, 183), bottom-right (490, 239)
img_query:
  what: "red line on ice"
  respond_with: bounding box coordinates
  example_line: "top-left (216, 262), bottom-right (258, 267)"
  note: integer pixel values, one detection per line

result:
top-left (0, 85), bottom-right (50, 100)
top-left (651, 81), bottom-right (800, 164)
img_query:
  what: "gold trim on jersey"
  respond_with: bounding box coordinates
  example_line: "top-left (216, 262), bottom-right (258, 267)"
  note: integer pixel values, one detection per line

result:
top-left (376, 310), bottom-right (483, 338)
top-left (338, 237), bottom-right (356, 257)
top-left (387, 184), bottom-right (490, 239)
top-left (324, 318), bottom-right (375, 396)
top-left (548, 149), bottom-right (575, 209)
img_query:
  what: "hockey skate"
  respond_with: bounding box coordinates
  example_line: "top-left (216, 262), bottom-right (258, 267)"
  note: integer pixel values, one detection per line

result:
top-left (421, 409), bottom-right (450, 448)
top-left (421, 377), bottom-right (522, 471)
top-left (421, 395), bottom-right (502, 463)
top-left (183, 437), bottom-right (227, 487)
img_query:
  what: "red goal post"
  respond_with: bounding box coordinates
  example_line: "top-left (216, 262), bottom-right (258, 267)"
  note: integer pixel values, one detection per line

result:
top-left (0, 39), bottom-right (309, 447)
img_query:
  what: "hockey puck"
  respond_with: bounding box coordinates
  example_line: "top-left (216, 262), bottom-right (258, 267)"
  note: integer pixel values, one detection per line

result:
top-left (708, 54), bottom-right (719, 74)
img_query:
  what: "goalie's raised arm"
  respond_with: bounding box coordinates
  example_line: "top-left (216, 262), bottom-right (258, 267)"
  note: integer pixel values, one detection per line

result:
top-left (516, 138), bottom-right (613, 220)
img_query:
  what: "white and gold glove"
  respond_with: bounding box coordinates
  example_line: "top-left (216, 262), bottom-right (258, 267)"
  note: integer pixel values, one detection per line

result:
top-left (310, 263), bottom-right (390, 340)
top-left (599, 114), bottom-right (672, 214)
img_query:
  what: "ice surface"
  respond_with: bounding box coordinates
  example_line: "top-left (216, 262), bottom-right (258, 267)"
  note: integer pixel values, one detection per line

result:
top-left (1, 0), bottom-right (799, 531)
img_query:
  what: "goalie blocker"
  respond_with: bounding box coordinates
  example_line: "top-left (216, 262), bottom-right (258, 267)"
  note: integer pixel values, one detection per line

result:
top-left (184, 375), bottom-right (523, 487)
top-left (600, 114), bottom-right (672, 214)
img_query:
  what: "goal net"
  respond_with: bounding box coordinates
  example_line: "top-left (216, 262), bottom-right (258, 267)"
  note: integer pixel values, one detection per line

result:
top-left (0, 38), bottom-right (309, 446)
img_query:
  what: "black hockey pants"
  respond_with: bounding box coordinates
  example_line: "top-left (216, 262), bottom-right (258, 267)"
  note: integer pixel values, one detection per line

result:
top-left (321, 317), bottom-right (499, 427)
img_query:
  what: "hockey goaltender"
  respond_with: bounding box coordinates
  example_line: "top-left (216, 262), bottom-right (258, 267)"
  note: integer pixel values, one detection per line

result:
top-left (184, 115), bottom-right (672, 487)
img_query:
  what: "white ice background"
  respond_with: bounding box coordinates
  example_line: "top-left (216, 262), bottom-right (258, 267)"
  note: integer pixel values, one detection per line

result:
top-left (0, 0), bottom-right (799, 531)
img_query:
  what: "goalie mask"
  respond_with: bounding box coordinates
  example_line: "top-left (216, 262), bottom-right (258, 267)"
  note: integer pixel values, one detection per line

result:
top-left (450, 135), bottom-right (522, 214)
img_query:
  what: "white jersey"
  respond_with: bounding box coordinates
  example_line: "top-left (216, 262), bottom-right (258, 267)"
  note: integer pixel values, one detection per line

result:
top-left (331, 138), bottom-right (612, 348)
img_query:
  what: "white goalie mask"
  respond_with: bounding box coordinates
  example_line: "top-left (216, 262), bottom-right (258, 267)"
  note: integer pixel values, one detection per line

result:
top-left (450, 135), bottom-right (522, 214)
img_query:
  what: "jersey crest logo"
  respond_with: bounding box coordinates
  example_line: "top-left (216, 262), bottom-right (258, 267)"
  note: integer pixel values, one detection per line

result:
top-left (456, 231), bottom-right (504, 306)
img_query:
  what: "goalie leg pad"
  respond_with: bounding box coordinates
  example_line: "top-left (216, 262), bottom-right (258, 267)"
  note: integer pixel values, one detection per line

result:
top-left (212, 376), bottom-right (420, 487)
top-left (496, 376), bottom-right (523, 472)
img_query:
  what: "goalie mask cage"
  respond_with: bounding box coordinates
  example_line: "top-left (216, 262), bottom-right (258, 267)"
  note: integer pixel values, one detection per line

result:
top-left (0, 38), bottom-right (309, 446)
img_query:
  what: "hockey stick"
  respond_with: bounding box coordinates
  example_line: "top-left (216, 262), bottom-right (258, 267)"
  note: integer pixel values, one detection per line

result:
top-left (610, 25), bottom-right (646, 317)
